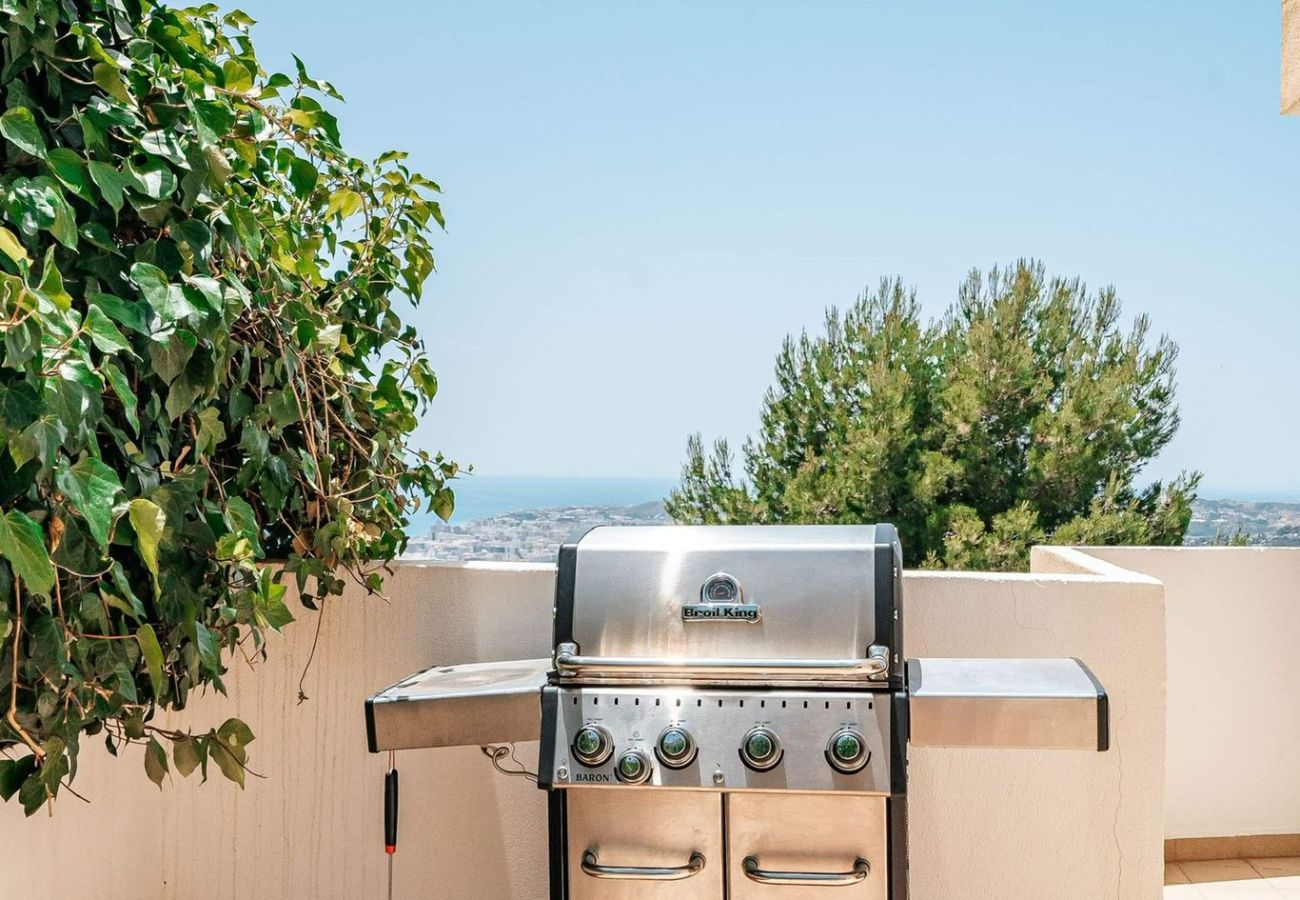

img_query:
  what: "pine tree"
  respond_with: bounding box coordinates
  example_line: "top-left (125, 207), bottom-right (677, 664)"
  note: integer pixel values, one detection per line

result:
top-left (665, 260), bottom-right (1198, 570)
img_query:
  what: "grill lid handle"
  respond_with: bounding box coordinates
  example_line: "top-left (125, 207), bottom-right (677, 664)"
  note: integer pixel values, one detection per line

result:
top-left (554, 642), bottom-right (891, 681)
top-left (742, 855), bottom-right (870, 886)
top-left (581, 850), bottom-right (706, 881)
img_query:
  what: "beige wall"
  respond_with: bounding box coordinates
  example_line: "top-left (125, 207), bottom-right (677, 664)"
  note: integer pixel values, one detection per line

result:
top-left (918, 551), bottom-right (1165, 900)
top-left (1, 557), bottom-right (1166, 900)
top-left (1286, 0), bottom-right (1299, 114)
top-left (0, 561), bottom-right (557, 900)
top-left (1080, 547), bottom-right (1300, 840)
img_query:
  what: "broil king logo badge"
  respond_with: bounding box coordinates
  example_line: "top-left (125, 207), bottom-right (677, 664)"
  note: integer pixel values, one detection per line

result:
top-left (682, 573), bottom-right (761, 623)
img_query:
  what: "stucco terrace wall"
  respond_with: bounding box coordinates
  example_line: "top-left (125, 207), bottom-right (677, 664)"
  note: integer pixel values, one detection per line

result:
top-left (1077, 546), bottom-right (1300, 841)
top-left (1, 555), bottom-right (1165, 900)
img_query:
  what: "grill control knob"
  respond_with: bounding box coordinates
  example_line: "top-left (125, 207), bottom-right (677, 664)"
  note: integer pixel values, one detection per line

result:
top-left (826, 728), bottom-right (870, 773)
top-left (740, 727), bottom-right (782, 771)
top-left (572, 724), bottom-right (613, 768)
top-left (615, 749), bottom-right (653, 785)
top-left (655, 726), bottom-right (698, 769)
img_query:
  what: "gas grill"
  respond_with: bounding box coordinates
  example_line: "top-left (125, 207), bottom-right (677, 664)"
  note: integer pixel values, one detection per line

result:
top-left (366, 524), bottom-right (1108, 898)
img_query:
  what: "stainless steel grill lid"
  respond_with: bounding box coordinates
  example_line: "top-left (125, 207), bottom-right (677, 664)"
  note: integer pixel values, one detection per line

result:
top-left (551, 525), bottom-right (903, 686)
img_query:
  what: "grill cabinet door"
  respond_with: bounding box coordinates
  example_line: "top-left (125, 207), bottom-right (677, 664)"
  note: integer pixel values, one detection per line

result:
top-left (726, 793), bottom-right (887, 900)
top-left (567, 788), bottom-right (723, 899)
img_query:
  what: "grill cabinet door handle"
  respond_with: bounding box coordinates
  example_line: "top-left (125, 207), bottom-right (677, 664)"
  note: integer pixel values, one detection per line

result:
top-left (555, 643), bottom-right (890, 680)
top-left (742, 855), bottom-right (870, 886)
top-left (581, 850), bottom-right (706, 881)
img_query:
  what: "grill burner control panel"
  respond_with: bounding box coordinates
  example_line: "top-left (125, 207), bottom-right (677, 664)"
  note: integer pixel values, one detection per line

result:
top-left (539, 685), bottom-right (894, 794)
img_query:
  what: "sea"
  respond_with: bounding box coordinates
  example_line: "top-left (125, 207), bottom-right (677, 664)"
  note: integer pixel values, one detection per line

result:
top-left (405, 475), bottom-right (677, 534)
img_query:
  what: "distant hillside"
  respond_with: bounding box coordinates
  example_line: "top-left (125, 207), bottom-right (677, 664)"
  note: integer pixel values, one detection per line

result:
top-left (402, 497), bottom-right (1300, 562)
top-left (1185, 498), bottom-right (1300, 546)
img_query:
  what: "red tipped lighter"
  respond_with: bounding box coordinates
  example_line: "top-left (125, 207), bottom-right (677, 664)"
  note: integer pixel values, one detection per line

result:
top-left (384, 767), bottom-right (399, 853)
top-left (384, 766), bottom-right (398, 897)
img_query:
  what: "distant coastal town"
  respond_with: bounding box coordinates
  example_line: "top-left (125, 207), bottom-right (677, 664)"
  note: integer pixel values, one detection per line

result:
top-left (402, 500), bottom-right (671, 561)
top-left (400, 497), bottom-right (1300, 562)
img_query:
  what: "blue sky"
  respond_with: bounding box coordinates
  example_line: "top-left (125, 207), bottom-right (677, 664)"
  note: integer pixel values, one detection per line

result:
top-left (240, 1), bottom-right (1299, 498)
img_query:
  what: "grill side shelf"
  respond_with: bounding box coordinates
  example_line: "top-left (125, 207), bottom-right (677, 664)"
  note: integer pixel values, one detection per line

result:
top-left (365, 658), bottom-right (549, 752)
top-left (907, 657), bottom-right (1110, 752)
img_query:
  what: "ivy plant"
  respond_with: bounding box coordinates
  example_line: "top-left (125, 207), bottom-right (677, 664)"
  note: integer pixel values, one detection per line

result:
top-left (0, 1), bottom-right (454, 813)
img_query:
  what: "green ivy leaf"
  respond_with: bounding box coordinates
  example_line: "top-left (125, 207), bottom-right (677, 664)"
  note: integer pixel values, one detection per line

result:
top-left (0, 510), bottom-right (54, 595)
top-left (92, 62), bottom-right (130, 103)
top-left (88, 292), bottom-right (150, 335)
top-left (228, 205), bottom-right (261, 254)
top-left (87, 161), bottom-right (130, 213)
top-left (84, 305), bottom-right (132, 354)
top-left (0, 382), bottom-right (39, 432)
top-left (11, 417), bottom-right (65, 472)
top-left (409, 357), bottom-right (438, 398)
top-left (286, 157), bottom-right (318, 198)
top-left (102, 362), bottom-right (139, 434)
top-left (149, 331), bottom-right (197, 384)
top-left (195, 407), bottom-right (226, 457)
top-left (174, 219), bottom-right (212, 261)
top-left (215, 532), bottom-right (252, 562)
top-left (136, 623), bottom-right (166, 699)
top-left (204, 145), bottom-right (232, 187)
top-left (225, 497), bottom-right (262, 555)
top-left (6, 177), bottom-right (56, 234)
top-left (193, 621), bottom-right (221, 674)
top-left (127, 498), bottom-right (165, 580)
top-left (144, 736), bottom-right (168, 788)
top-left (45, 148), bottom-right (92, 202)
top-left (218, 718), bottom-right (254, 748)
top-left (172, 738), bottom-right (200, 777)
top-left (127, 157), bottom-right (177, 200)
top-left (28, 616), bottom-right (64, 678)
top-left (210, 734), bottom-right (245, 788)
top-left (431, 487), bottom-right (455, 522)
top-left (221, 59), bottom-right (254, 93)
top-left (36, 249), bottom-right (72, 309)
top-left (259, 586), bottom-right (293, 630)
top-left (0, 107), bottom-right (46, 158)
top-left (0, 226), bottom-right (29, 264)
top-left (129, 261), bottom-right (173, 315)
top-left (325, 189), bottom-right (363, 219)
top-left (192, 100), bottom-right (234, 146)
top-left (54, 457), bottom-right (123, 549)
top-left (29, 177), bottom-right (78, 248)
top-left (0, 756), bottom-right (37, 802)
top-left (138, 131), bottom-right (186, 166)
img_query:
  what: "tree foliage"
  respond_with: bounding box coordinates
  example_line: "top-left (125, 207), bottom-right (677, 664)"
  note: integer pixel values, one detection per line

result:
top-left (667, 261), bottom-right (1198, 569)
top-left (0, 1), bottom-right (454, 812)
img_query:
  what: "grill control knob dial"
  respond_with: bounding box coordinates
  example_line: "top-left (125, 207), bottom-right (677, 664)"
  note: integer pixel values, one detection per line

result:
top-left (826, 728), bottom-right (870, 773)
top-left (572, 724), bottom-right (613, 768)
top-left (615, 749), bottom-right (653, 785)
top-left (655, 726), bottom-right (698, 769)
top-left (740, 727), bottom-right (783, 771)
